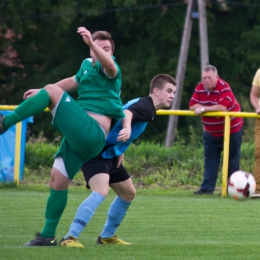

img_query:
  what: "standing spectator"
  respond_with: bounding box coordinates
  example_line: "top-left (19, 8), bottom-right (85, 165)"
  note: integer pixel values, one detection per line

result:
top-left (189, 65), bottom-right (243, 195)
top-left (250, 68), bottom-right (260, 198)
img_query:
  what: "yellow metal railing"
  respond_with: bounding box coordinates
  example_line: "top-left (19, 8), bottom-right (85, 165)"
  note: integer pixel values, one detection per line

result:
top-left (0, 105), bottom-right (49, 112)
top-left (157, 110), bottom-right (260, 196)
top-left (1, 105), bottom-right (259, 194)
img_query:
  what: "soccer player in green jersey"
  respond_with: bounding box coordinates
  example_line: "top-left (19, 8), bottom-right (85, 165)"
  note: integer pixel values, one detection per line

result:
top-left (0, 27), bottom-right (128, 246)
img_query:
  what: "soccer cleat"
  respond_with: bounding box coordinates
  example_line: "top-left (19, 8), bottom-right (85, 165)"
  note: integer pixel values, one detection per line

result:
top-left (59, 236), bottom-right (84, 248)
top-left (97, 235), bottom-right (132, 245)
top-left (0, 113), bottom-right (7, 134)
top-left (23, 232), bottom-right (57, 246)
top-left (251, 193), bottom-right (260, 199)
top-left (193, 189), bottom-right (213, 195)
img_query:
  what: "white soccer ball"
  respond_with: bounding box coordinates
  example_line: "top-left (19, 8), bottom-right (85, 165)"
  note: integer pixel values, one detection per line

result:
top-left (228, 170), bottom-right (256, 200)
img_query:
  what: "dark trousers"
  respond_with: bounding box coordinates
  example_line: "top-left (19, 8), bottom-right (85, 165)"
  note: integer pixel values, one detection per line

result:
top-left (200, 128), bottom-right (243, 191)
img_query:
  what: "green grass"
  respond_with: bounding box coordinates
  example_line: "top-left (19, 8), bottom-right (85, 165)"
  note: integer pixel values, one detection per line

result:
top-left (1, 186), bottom-right (260, 260)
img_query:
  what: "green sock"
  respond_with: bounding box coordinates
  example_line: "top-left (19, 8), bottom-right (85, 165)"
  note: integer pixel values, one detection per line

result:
top-left (41, 189), bottom-right (68, 238)
top-left (3, 88), bottom-right (50, 129)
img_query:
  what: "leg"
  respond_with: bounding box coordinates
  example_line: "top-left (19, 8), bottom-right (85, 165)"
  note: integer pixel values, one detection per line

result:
top-left (24, 158), bottom-right (70, 246)
top-left (228, 129), bottom-right (243, 178)
top-left (41, 167), bottom-right (70, 236)
top-left (199, 132), bottom-right (222, 192)
top-left (62, 174), bottom-right (109, 240)
top-left (52, 93), bottom-right (105, 179)
top-left (253, 119), bottom-right (260, 194)
top-left (0, 85), bottom-right (63, 133)
top-left (60, 156), bottom-right (110, 247)
top-left (98, 178), bottom-right (135, 245)
top-left (110, 178), bottom-right (136, 201)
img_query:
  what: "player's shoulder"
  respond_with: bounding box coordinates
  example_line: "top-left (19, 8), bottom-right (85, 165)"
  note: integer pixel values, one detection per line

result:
top-left (123, 98), bottom-right (141, 109)
top-left (127, 96), bottom-right (152, 108)
top-left (136, 96), bottom-right (153, 105)
top-left (80, 58), bottom-right (92, 69)
top-left (82, 58), bottom-right (92, 64)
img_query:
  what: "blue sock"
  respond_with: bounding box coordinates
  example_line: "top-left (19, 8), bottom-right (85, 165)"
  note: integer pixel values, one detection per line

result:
top-left (100, 196), bottom-right (132, 238)
top-left (65, 191), bottom-right (105, 238)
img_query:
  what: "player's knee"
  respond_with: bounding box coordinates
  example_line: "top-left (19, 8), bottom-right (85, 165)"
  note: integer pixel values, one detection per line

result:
top-left (49, 167), bottom-right (70, 190)
top-left (91, 186), bottom-right (109, 197)
top-left (122, 188), bottom-right (136, 201)
top-left (44, 84), bottom-right (63, 97)
top-left (129, 189), bottom-right (136, 200)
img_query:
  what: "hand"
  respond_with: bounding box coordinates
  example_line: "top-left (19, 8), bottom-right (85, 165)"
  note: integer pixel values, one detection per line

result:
top-left (117, 154), bottom-right (124, 168)
top-left (117, 127), bottom-right (131, 142)
top-left (256, 107), bottom-right (260, 114)
top-left (23, 89), bottom-right (41, 99)
top-left (77, 27), bottom-right (94, 47)
top-left (194, 107), bottom-right (204, 115)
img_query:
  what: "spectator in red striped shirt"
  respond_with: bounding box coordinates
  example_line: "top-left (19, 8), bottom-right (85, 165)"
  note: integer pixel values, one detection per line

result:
top-left (189, 65), bottom-right (243, 195)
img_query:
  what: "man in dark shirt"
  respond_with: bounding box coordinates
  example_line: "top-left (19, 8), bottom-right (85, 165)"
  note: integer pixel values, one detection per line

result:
top-left (59, 73), bottom-right (177, 247)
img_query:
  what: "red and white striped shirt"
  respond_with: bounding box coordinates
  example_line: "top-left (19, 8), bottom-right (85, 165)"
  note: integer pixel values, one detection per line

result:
top-left (189, 78), bottom-right (243, 137)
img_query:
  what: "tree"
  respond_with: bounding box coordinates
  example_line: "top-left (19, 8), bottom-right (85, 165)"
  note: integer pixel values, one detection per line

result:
top-left (1, 0), bottom-right (260, 143)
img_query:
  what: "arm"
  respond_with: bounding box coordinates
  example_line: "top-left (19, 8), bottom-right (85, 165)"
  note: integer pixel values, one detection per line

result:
top-left (117, 109), bottom-right (133, 142)
top-left (250, 85), bottom-right (260, 114)
top-left (54, 76), bottom-right (78, 92)
top-left (23, 76), bottom-right (78, 99)
top-left (190, 104), bottom-right (226, 115)
top-left (117, 153), bottom-right (124, 168)
top-left (77, 27), bottom-right (117, 77)
top-left (189, 84), bottom-right (228, 115)
top-left (189, 87), bottom-right (203, 113)
top-left (190, 104), bottom-right (203, 110)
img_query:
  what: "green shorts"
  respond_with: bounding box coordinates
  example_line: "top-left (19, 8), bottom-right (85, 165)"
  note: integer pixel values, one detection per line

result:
top-left (52, 92), bottom-right (105, 180)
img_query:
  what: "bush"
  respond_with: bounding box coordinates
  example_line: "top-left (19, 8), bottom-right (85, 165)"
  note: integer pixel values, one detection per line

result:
top-left (23, 128), bottom-right (255, 189)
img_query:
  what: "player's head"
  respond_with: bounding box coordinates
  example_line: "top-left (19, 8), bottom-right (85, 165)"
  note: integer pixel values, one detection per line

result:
top-left (90, 31), bottom-right (115, 61)
top-left (202, 64), bottom-right (218, 92)
top-left (149, 74), bottom-right (177, 109)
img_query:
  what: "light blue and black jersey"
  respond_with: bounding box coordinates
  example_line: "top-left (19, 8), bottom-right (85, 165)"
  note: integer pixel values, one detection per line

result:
top-left (102, 96), bottom-right (156, 159)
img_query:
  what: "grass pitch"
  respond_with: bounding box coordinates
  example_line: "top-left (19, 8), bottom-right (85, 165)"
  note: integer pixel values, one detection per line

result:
top-left (1, 186), bottom-right (260, 260)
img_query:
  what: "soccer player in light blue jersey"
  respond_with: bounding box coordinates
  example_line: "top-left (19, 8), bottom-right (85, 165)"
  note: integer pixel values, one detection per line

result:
top-left (60, 74), bottom-right (177, 247)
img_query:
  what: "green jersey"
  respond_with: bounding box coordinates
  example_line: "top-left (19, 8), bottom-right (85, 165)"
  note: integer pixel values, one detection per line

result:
top-left (75, 57), bottom-right (125, 120)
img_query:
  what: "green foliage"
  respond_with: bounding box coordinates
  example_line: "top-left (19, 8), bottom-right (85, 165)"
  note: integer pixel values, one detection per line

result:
top-left (125, 135), bottom-right (205, 188)
top-left (1, 0), bottom-right (260, 142)
top-left (25, 133), bottom-right (59, 169)
top-left (24, 133), bottom-right (60, 183)
top-left (240, 139), bottom-right (255, 172)
top-left (23, 127), bottom-right (255, 188)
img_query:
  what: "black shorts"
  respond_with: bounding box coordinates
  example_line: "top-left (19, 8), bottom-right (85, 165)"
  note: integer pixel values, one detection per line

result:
top-left (81, 153), bottom-right (131, 189)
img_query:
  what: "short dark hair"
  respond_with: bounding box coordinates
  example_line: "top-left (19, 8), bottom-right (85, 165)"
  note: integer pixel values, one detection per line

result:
top-left (92, 31), bottom-right (115, 52)
top-left (150, 74), bottom-right (177, 94)
top-left (203, 65), bottom-right (218, 75)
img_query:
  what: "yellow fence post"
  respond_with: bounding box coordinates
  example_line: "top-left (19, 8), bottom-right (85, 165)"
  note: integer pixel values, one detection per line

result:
top-left (14, 122), bottom-right (22, 185)
top-left (221, 115), bottom-right (231, 197)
